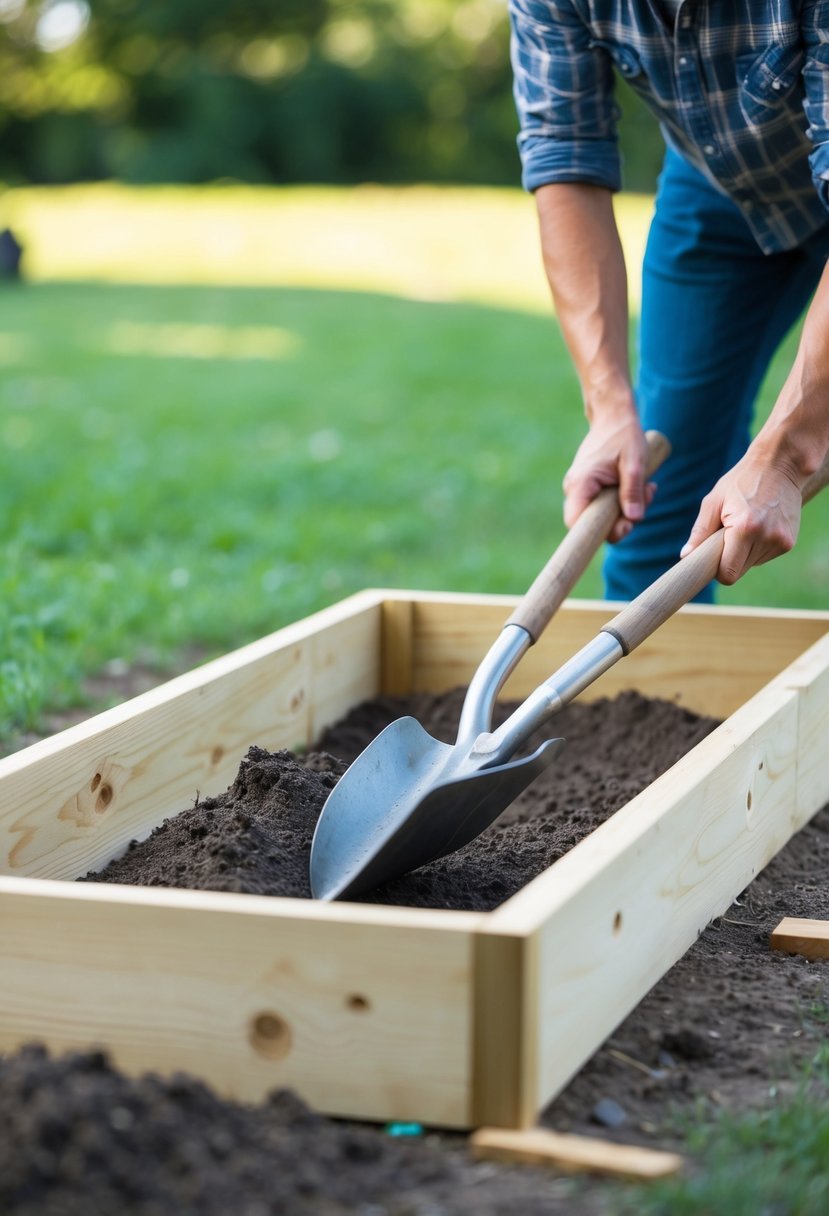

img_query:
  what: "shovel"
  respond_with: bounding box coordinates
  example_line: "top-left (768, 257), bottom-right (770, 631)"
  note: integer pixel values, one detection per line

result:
top-left (313, 440), bottom-right (829, 902)
top-left (313, 445), bottom-right (829, 902)
top-left (310, 431), bottom-right (671, 901)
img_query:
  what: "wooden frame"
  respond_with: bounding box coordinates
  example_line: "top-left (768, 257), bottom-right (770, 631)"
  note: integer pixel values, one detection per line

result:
top-left (1, 590), bottom-right (828, 1129)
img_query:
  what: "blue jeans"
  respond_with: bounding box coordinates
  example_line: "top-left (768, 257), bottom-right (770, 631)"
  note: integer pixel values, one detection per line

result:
top-left (603, 147), bottom-right (829, 602)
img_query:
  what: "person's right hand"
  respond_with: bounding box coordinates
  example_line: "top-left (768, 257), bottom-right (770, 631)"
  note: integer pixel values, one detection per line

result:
top-left (562, 414), bottom-right (652, 543)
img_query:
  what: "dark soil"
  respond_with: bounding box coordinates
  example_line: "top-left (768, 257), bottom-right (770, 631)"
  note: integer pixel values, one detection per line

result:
top-left (0, 1044), bottom-right (579, 1216)
top-left (82, 690), bottom-right (719, 912)
top-left (13, 687), bottom-right (826, 1214)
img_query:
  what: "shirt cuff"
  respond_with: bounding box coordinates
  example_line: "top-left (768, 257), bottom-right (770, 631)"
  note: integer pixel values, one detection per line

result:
top-left (810, 142), bottom-right (829, 211)
top-left (519, 136), bottom-right (622, 193)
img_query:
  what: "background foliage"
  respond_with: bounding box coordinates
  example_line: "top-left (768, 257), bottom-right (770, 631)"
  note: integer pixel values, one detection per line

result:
top-left (0, 0), bottom-right (664, 190)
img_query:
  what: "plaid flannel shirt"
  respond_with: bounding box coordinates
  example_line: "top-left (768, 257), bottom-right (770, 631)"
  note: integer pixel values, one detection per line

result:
top-left (510, 0), bottom-right (829, 252)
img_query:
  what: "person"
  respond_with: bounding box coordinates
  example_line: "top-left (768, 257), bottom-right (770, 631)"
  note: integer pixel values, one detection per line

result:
top-left (509, 0), bottom-right (829, 599)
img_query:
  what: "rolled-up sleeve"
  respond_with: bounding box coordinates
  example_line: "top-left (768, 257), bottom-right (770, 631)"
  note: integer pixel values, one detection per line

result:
top-left (509, 0), bottom-right (621, 192)
top-left (801, 1), bottom-right (829, 210)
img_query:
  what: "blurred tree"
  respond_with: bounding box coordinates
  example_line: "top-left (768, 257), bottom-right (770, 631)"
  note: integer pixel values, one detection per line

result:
top-left (0, 0), bottom-right (663, 190)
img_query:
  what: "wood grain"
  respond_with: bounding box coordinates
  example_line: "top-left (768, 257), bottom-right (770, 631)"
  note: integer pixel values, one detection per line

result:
top-left (0, 876), bottom-right (484, 1127)
top-left (407, 594), bottom-right (829, 718)
top-left (470, 931), bottom-right (527, 1128)
top-left (771, 917), bottom-right (829, 960)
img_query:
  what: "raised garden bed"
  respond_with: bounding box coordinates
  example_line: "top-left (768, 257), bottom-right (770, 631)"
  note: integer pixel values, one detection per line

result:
top-left (1, 591), bottom-right (828, 1130)
top-left (81, 689), bottom-right (721, 908)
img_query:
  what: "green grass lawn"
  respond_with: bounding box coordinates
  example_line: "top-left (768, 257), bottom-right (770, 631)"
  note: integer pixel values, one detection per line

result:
top-left (1, 183), bottom-right (826, 736)
top-left (621, 1046), bottom-right (829, 1216)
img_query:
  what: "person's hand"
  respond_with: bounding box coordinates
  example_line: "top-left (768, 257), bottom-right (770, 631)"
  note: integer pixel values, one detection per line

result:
top-left (563, 414), bottom-right (654, 543)
top-left (680, 448), bottom-right (803, 584)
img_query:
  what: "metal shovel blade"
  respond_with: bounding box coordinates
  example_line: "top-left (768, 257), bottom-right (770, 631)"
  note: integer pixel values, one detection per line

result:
top-left (309, 716), bottom-right (564, 901)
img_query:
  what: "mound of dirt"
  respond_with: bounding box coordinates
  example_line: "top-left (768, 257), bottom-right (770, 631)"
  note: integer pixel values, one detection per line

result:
top-left (0, 1044), bottom-right (569, 1216)
top-left (83, 689), bottom-right (719, 911)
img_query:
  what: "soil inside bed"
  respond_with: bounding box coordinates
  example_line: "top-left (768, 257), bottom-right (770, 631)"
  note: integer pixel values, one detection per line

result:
top-left (79, 688), bottom-right (829, 1152)
top-left (81, 689), bottom-right (719, 911)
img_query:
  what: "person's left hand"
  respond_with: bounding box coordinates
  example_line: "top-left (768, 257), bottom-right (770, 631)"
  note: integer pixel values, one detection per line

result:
top-left (680, 447), bottom-right (804, 584)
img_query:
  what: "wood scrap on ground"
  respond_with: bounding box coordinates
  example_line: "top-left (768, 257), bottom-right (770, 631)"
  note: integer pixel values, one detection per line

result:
top-left (771, 917), bottom-right (829, 960)
top-left (470, 1126), bottom-right (684, 1180)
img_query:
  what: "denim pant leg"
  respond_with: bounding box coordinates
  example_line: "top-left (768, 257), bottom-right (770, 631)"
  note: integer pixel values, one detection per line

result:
top-left (603, 148), bottom-right (826, 602)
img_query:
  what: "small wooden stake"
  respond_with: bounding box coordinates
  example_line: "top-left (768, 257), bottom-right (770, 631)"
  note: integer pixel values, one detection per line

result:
top-left (470, 1127), bottom-right (683, 1181)
top-left (771, 917), bottom-right (829, 960)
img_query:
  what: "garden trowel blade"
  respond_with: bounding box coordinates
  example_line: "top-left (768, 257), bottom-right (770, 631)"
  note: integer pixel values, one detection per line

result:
top-left (309, 715), bottom-right (564, 901)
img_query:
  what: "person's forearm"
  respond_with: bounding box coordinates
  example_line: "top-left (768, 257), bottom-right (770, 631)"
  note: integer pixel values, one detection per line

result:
top-left (535, 182), bottom-right (634, 421)
top-left (536, 183), bottom-right (647, 533)
top-left (752, 260), bottom-right (829, 485)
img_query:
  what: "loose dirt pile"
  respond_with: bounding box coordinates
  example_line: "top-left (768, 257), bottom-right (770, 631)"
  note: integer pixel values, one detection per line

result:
top-left (82, 690), bottom-right (718, 910)
top-left (0, 1045), bottom-right (568, 1216)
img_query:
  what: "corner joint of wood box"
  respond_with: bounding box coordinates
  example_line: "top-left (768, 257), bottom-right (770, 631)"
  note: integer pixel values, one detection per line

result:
top-left (771, 917), bottom-right (829, 960)
top-left (469, 1127), bottom-right (684, 1181)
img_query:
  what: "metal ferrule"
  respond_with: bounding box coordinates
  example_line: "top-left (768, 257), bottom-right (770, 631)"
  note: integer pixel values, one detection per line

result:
top-left (472, 631), bottom-right (624, 766)
top-left (454, 624), bottom-right (532, 748)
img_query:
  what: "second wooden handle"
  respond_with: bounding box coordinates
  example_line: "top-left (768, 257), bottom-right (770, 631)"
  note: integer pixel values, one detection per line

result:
top-left (507, 430), bottom-right (671, 643)
top-left (602, 452), bottom-right (829, 656)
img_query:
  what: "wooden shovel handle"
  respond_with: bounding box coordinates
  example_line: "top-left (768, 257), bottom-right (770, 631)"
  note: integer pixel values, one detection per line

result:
top-left (602, 452), bottom-right (829, 656)
top-left (506, 430), bottom-right (671, 643)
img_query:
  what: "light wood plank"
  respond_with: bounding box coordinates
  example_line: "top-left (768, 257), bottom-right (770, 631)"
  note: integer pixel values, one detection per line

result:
top-left (380, 598), bottom-right (414, 695)
top-left (0, 594), bottom-right (382, 881)
top-left (775, 632), bottom-right (829, 823)
top-left (407, 596), bottom-right (829, 718)
top-left (0, 872), bottom-right (485, 931)
top-left (771, 917), bottom-right (829, 960)
top-left (470, 1127), bottom-right (683, 1180)
top-left (471, 932), bottom-right (525, 1127)
top-left (309, 602), bottom-right (384, 741)
top-left (0, 877), bottom-right (482, 1127)
top-left (489, 683), bottom-right (801, 1119)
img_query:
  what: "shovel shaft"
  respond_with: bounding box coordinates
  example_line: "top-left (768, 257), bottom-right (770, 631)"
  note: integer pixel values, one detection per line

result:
top-left (506, 430), bottom-right (671, 643)
top-left (472, 631), bottom-right (623, 765)
top-left (602, 451), bottom-right (829, 656)
top-left (601, 530), bottom-right (723, 655)
top-left (456, 431), bottom-right (670, 745)
top-left (455, 623), bottom-right (531, 747)
top-left (483, 450), bottom-right (829, 758)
